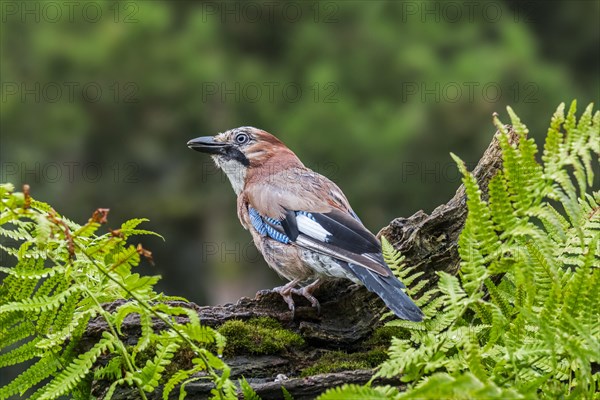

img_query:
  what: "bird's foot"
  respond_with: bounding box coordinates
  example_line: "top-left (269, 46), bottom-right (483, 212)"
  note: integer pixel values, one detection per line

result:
top-left (292, 279), bottom-right (322, 314)
top-left (291, 286), bottom-right (320, 314)
top-left (265, 279), bottom-right (301, 316)
top-left (271, 286), bottom-right (296, 317)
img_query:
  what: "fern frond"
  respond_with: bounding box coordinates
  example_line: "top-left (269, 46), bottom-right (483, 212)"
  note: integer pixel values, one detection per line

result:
top-left (483, 304), bottom-right (508, 351)
top-left (318, 384), bottom-right (396, 400)
top-left (0, 321), bottom-right (35, 352)
top-left (94, 355), bottom-right (124, 381)
top-left (162, 368), bottom-right (200, 400)
top-left (136, 310), bottom-right (153, 354)
top-left (107, 245), bottom-right (140, 274)
top-left (0, 339), bottom-right (42, 368)
top-left (542, 102), bottom-right (565, 175)
top-left (451, 153), bottom-right (495, 295)
top-left (152, 302), bottom-right (201, 328)
top-left (464, 333), bottom-right (486, 381)
top-left (72, 221), bottom-right (101, 238)
top-left (119, 218), bottom-right (165, 240)
top-left (1, 186), bottom-right (235, 400)
top-left (139, 341), bottom-right (180, 392)
top-left (370, 102), bottom-right (599, 398)
top-left (561, 236), bottom-right (596, 321)
top-left (563, 100), bottom-right (579, 153)
top-left (239, 377), bottom-right (261, 400)
top-left (437, 272), bottom-right (468, 317)
top-left (36, 310), bottom-right (93, 350)
top-left (0, 354), bottom-right (60, 399)
top-left (0, 264), bottom-right (65, 280)
top-left (35, 333), bottom-right (114, 400)
top-left (398, 372), bottom-right (526, 399)
top-left (281, 386), bottom-right (294, 400)
top-left (0, 284), bottom-right (83, 314)
top-left (483, 279), bottom-right (513, 318)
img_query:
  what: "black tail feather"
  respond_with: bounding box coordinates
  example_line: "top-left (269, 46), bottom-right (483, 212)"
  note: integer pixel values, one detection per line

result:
top-left (346, 262), bottom-right (423, 322)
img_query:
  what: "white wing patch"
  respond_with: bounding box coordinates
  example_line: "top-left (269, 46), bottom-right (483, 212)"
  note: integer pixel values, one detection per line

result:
top-left (296, 214), bottom-right (330, 242)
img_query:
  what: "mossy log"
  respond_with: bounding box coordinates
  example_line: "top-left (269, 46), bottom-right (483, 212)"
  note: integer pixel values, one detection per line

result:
top-left (90, 127), bottom-right (518, 399)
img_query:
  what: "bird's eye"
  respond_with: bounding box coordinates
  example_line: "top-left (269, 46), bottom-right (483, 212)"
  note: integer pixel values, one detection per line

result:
top-left (235, 133), bottom-right (249, 145)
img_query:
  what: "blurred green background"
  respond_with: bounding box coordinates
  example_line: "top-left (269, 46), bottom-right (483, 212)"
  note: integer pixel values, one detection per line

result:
top-left (1, 0), bottom-right (598, 307)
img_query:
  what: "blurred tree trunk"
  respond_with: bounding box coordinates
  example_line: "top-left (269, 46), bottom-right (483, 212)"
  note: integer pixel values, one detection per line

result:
top-left (90, 127), bottom-right (517, 399)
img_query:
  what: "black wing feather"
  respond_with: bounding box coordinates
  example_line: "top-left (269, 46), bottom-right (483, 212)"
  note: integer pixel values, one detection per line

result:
top-left (297, 209), bottom-right (381, 254)
top-left (280, 209), bottom-right (299, 241)
top-left (345, 262), bottom-right (423, 322)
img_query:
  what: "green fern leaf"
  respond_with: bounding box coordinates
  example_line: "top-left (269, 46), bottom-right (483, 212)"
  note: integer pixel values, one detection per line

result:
top-left (239, 377), bottom-right (261, 400)
top-left (36, 333), bottom-right (114, 400)
top-left (0, 354), bottom-right (59, 399)
top-left (281, 386), bottom-right (294, 400)
top-left (163, 368), bottom-right (200, 400)
top-left (398, 372), bottom-right (527, 399)
top-left (0, 339), bottom-right (42, 368)
top-left (0, 284), bottom-right (83, 314)
top-left (139, 341), bottom-right (180, 392)
top-left (0, 321), bottom-right (35, 352)
top-left (94, 355), bottom-right (124, 381)
top-left (317, 384), bottom-right (394, 400)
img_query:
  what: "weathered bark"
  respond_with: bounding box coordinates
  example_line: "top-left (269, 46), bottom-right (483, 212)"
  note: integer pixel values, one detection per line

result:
top-left (102, 369), bottom-right (404, 400)
top-left (379, 125), bottom-right (517, 288)
top-left (90, 127), bottom-right (517, 399)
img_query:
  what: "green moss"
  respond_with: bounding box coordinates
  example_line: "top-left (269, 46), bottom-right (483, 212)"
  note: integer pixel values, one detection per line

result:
top-left (297, 324), bottom-right (405, 377)
top-left (365, 325), bottom-right (408, 347)
top-left (361, 348), bottom-right (388, 366)
top-left (218, 317), bottom-right (304, 356)
top-left (300, 349), bottom-right (388, 377)
top-left (301, 359), bottom-right (366, 377)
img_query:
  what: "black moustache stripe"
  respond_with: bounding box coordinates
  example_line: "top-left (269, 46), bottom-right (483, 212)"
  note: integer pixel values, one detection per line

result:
top-left (225, 147), bottom-right (250, 167)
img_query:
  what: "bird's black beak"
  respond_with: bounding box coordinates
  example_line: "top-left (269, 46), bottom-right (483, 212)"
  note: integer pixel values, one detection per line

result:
top-left (187, 136), bottom-right (230, 154)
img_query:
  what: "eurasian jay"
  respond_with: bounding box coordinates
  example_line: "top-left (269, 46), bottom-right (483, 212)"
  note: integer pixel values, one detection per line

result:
top-left (188, 127), bottom-right (423, 321)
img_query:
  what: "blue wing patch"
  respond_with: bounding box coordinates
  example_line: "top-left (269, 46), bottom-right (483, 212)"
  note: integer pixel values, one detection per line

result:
top-left (249, 207), bottom-right (267, 235)
top-left (248, 207), bottom-right (290, 244)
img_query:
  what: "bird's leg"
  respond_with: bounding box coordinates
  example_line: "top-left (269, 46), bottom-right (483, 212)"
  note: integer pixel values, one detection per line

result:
top-left (270, 278), bottom-right (301, 313)
top-left (292, 279), bottom-right (323, 314)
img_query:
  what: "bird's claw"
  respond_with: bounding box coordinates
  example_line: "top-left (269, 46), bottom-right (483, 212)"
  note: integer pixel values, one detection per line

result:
top-left (292, 287), bottom-right (321, 315)
top-left (280, 291), bottom-right (296, 313)
top-left (264, 279), bottom-right (322, 318)
top-left (269, 285), bottom-right (297, 317)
